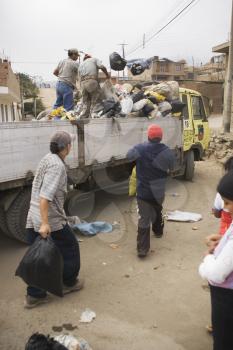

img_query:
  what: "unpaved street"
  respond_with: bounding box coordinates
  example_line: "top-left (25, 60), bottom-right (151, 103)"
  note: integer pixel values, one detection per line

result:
top-left (0, 158), bottom-right (222, 350)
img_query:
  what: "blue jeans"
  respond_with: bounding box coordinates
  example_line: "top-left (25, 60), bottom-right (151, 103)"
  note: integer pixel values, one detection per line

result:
top-left (26, 224), bottom-right (80, 298)
top-left (54, 81), bottom-right (74, 111)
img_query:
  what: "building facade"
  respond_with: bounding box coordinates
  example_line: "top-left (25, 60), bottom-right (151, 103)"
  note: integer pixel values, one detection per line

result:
top-left (127, 56), bottom-right (186, 81)
top-left (0, 59), bottom-right (22, 122)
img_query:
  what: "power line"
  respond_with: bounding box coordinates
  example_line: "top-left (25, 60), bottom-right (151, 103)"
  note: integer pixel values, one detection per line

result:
top-left (126, 0), bottom-right (200, 56)
top-left (127, 0), bottom-right (186, 55)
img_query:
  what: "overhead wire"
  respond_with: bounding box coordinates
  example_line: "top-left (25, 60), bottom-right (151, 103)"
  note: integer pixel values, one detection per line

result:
top-left (126, 0), bottom-right (201, 57)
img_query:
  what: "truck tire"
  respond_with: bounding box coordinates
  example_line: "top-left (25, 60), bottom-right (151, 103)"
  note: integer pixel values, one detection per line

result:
top-left (64, 189), bottom-right (95, 219)
top-left (184, 150), bottom-right (195, 181)
top-left (6, 188), bottom-right (31, 243)
top-left (0, 205), bottom-right (13, 238)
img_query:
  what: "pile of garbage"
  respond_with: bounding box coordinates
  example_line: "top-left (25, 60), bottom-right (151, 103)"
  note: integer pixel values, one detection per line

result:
top-left (38, 80), bottom-right (185, 121)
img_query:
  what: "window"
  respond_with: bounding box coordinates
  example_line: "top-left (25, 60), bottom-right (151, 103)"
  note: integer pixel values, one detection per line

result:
top-left (0, 104), bottom-right (4, 122)
top-left (191, 96), bottom-right (207, 121)
top-left (175, 65), bottom-right (181, 71)
top-left (5, 105), bottom-right (8, 122)
top-left (160, 64), bottom-right (166, 73)
top-left (181, 94), bottom-right (189, 120)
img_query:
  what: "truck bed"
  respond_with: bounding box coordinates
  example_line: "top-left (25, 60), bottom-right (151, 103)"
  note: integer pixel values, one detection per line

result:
top-left (0, 116), bottom-right (182, 187)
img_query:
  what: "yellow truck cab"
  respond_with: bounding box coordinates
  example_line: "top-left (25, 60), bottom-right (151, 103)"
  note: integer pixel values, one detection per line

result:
top-left (180, 87), bottom-right (210, 158)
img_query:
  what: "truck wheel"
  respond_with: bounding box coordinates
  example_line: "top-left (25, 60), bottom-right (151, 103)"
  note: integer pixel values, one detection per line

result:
top-left (6, 188), bottom-right (31, 243)
top-left (64, 189), bottom-right (95, 219)
top-left (0, 205), bottom-right (13, 238)
top-left (184, 150), bottom-right (195, 181)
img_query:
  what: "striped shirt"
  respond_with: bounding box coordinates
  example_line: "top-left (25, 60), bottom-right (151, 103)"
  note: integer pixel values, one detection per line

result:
top-left (26, 153), bottom-right (67, 232)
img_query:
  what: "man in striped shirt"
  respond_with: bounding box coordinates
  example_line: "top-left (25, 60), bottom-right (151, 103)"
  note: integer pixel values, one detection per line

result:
top-left (25, 131), bottom-right (83, 308)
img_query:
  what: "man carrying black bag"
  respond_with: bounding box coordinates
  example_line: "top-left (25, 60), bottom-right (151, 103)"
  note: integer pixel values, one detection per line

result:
top-left (23, 131), bottom-right (84, 308)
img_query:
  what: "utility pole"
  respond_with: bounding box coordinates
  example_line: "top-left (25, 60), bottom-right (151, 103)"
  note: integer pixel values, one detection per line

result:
top-left (118, 43), bottom-right (127, 79)
top-left (223, 0), bottom-right (233, 132)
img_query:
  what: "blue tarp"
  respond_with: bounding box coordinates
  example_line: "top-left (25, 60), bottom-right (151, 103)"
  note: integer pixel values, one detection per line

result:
top-left (72, 221), bottom-right (113, 236)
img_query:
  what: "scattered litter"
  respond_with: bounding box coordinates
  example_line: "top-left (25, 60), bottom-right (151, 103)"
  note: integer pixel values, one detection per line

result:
top-left (79, 309), bottom-right (96, 323)
top-left (72, 221), bottom-right (113, 236)
top-left (124, 274), bottom-right (130, 278)
top-left (192, 226), bottom-right (198, 230)
top-left (167, 193), bottom-right (180, 197)
top-left (112, 221), bottom-right (121, 229)
top-left (152, 323), bottom-right (158, 329)
top-left (102, 262), bottom-right (107, 266)
top-left (153, 265), bottom-right (160, 270)
top-left (78, 239), bottom-right (84, 242)
top-left (109, 243), bottom-right (119, 249)
top-left (166, 210), bottom-right (202, 222)
top-left (55, 334), bottom-right (92, 350)
top-left (150, 249), bottom-right (155, 253)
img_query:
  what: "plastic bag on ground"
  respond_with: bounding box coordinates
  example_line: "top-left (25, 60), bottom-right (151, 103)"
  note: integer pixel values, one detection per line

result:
top-left (166, 210), bottom-right (202, 222)
top-left (15, 236), bottom-right (63, 297)
top-left (109, 52), bottom-right (127, 71)
top-left (80, 309), bottom-right (96, 323)
top-left (120, 96), bottom-right (133, 114)
top-left (55, 334), bottom-right (93, 350)
top-left (25, 333), bottom-right (68, 350)
top-left (132, 98), bottom-right (148, 112)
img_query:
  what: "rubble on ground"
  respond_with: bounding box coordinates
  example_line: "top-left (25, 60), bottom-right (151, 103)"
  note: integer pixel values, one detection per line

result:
top-left (208, 133), bottom-right (233, 164)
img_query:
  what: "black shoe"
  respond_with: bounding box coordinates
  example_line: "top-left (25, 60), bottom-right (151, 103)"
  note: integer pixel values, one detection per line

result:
top-left (154, 232), bottom-right (163, 238)
top-left (137, 250), bottom-right (147, 258)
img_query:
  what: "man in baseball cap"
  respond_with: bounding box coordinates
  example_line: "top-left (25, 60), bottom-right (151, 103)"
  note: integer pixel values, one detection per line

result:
top-left (24, 131), bottom-right (83, 308)
top-left (53, 49), bottom-right (80, 111)
top-left (127, 124), bottom-right (174, 258)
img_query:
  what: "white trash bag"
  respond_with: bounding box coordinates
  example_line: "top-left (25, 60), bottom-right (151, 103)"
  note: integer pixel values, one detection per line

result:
top-left (55, 334), bottom-right (92, 350)
top-left (120, 96), bottom-right (133, 114)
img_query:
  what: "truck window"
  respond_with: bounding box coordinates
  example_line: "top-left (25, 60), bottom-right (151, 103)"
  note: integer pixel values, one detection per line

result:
top-left (191, 96), bottom-right (207, 121)
top-left (181, 94), bottom-right (189, 120)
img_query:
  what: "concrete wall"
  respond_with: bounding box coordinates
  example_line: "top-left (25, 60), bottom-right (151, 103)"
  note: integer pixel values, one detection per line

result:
top-left (179, 80), bottom-right (223, 114)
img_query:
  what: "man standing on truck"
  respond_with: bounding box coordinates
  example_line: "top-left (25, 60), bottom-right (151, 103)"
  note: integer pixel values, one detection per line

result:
top-left (25, 131), bottom-right (84, 308)
top-left (127, 125), bottom-right (174, 258)
top-left (53, 48), bottom-right (80, 111)
top-left (79, 54), bottom-right (110, 118)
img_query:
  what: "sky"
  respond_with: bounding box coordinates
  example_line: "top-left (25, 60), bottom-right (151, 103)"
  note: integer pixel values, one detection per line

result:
top-left (0, 0), bottom-right (232, 81)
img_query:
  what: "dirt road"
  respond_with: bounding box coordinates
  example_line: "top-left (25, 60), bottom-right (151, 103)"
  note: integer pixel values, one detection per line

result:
top-left (0, 159), bottom-right (222, 350)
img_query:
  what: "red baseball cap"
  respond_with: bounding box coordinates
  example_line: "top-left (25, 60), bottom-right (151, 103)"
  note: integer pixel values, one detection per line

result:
top-left (148, 124), bottom-right (163, 140)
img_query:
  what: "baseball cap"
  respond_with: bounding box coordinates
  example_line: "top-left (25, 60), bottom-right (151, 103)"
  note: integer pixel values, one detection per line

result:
top-left (68, 48), bottom-right (79, 56)
top-left (50, 131), bottom-right (75, 150)
top-left (147, 124), bottom-right (163, 140)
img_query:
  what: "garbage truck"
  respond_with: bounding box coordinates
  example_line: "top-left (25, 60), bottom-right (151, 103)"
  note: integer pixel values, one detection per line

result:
top-left (0, 87), bottom-right (210, 243)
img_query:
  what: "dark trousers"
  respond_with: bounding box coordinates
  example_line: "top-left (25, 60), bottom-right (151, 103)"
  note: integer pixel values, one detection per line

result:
top-left (210, 285), bottom-right (233, 350)
top-left (137, 197), bottom-right (164, 253)
top-left (26, 224), bottom-right (80, 298)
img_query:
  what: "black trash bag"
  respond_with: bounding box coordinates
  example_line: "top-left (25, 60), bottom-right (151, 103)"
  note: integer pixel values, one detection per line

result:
top-left (147, 96), bottom-right (157, 104)
top-left (131, 91), bottom-right (145, 104)
top-left (171, 99), bottom-right (186, 113)
top-left (16, 236), bottom-right (63, 297)
top-left (142, 103), bottom-right (154, 116)
top-left (25, 333), bottom-right (68, 350)
top-left (102, 98), bottom-right (121, 117)
top-left (109, 52), bottom-right (127, 71)
top-left (130, 63), bottom-right (145, 76)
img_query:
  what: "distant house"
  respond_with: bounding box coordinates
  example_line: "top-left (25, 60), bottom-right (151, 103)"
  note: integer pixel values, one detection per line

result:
top-left (0, 59), bottom-right (22, 122)
top-left (127, 56), bottom-right (186, 81)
